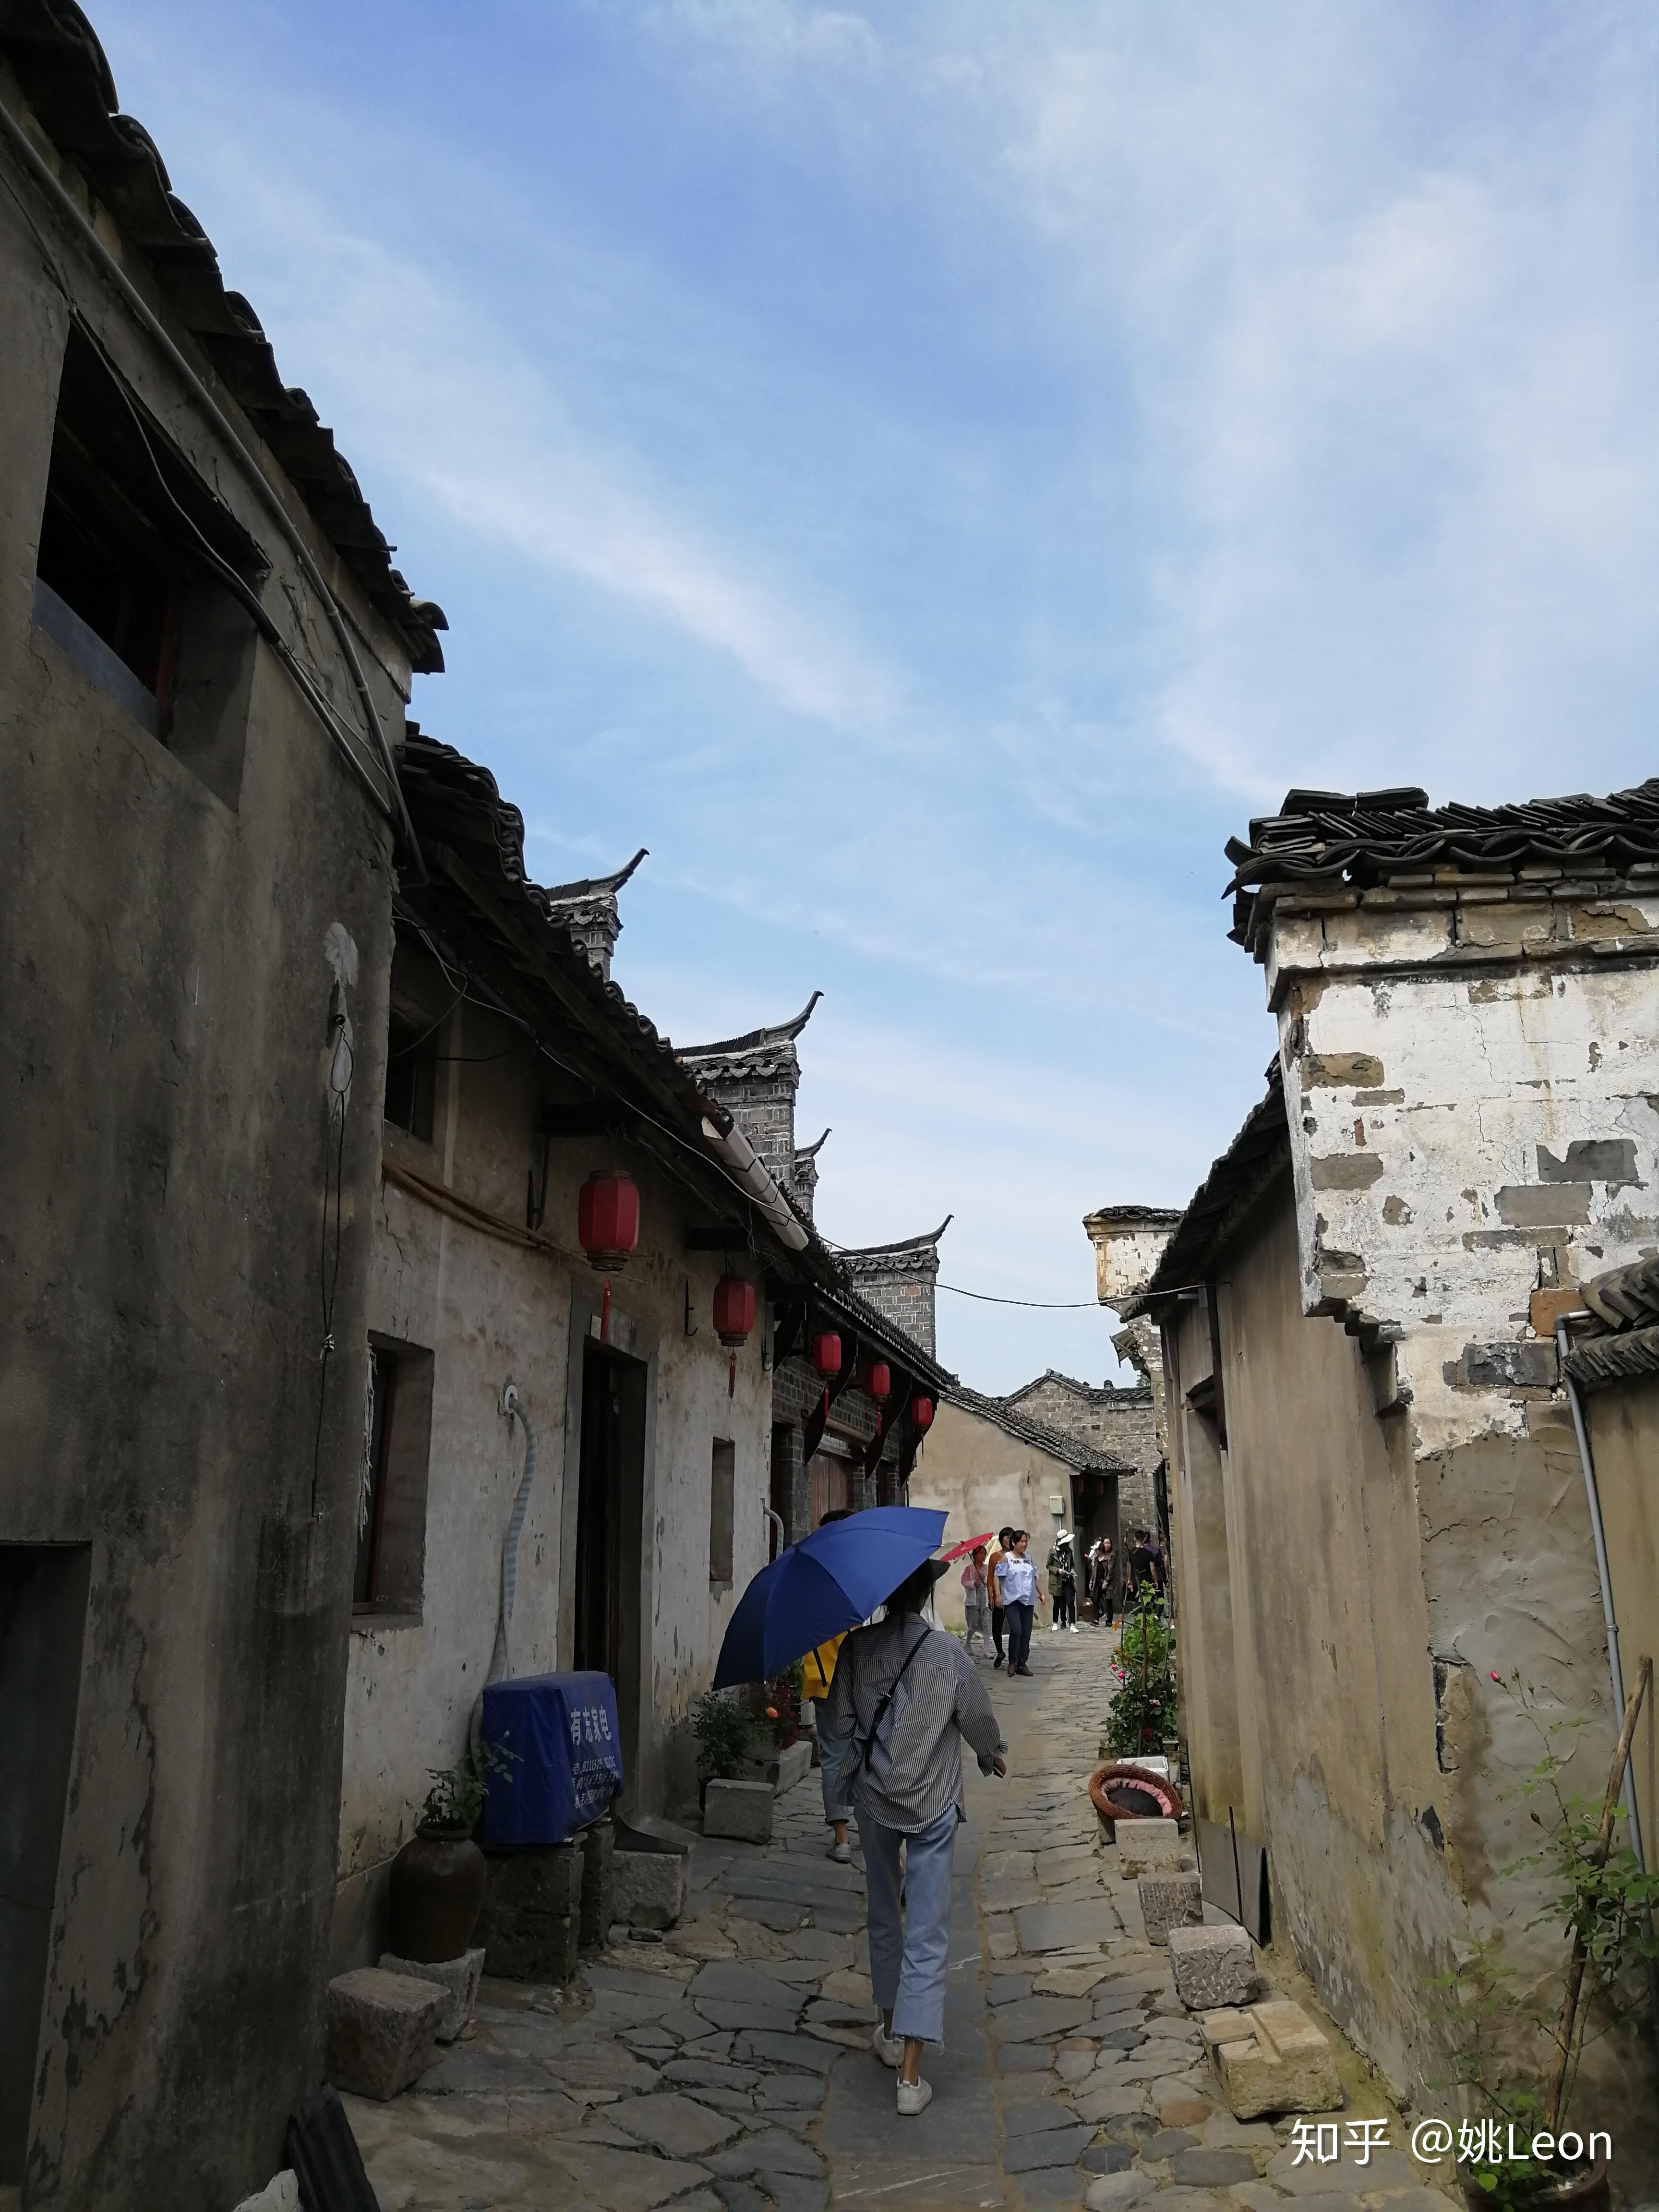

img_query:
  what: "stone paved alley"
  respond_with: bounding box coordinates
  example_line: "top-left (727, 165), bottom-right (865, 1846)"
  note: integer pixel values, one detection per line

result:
top-left (346, 1637), bottom-right (1452, 2212)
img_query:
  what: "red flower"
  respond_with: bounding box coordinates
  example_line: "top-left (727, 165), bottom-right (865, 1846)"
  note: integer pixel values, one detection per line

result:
top-left (1491, 1671), bottom-right (1501, 1683)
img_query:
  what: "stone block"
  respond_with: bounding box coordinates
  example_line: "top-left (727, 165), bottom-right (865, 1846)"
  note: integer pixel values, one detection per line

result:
top-left (325, 1967), bottom-right (445, 2101)
top-left (378, 1946), bottom-right (485, 2041)
top-left (1138, 1870), bottom-right (1202, 1946)
top-left (704, 1779), bottom-right (774, 1843)
top-left (477, 1846), bottom-right (583, 1982)
top-left (1167, 1924), bottom-right (1255, 2011)
top-left (1118, 1819), bottom-right (1183, 1876)
top-left (775, 1738), bottom-right (813, 1792)
top-left (1199, 1999), bottom-right (1343, 2119)
top-left (615, 1848), bottom-right (689, 1930)
top-left (580, 1818), bottom-right (615, 1949)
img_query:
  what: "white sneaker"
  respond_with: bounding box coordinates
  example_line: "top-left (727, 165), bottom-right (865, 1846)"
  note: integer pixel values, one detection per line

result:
top-left (896, 2078), bottom-right (933, 2116)
top-left (1069, 1624), bottom-right (1079, 1634)
top-left (1049, 1623), bottom-right (1059, 1633)
top-left (873, 2024), bottom-right (903, 2068)
top-left (828, 1837), bottom-right (852, 1863)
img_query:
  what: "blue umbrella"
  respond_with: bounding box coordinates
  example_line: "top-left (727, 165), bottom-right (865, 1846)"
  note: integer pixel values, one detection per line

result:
top-left (713, 1506), bottom-right (948, 1688)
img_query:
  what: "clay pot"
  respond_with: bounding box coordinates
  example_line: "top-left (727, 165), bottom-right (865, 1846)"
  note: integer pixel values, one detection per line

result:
top-left (1089, 1761), bottom-right (1184, 1823)
top-left (387, 1824), bottom-right (488, 1962)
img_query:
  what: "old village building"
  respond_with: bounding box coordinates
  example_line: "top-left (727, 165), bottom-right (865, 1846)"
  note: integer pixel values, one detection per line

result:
top-left (335, 735), bottom-right (955, 1965)
top-left (1102, 780), bottom-right (1659, 2153)
top-left (0, 12), bottom-right (445, 2205)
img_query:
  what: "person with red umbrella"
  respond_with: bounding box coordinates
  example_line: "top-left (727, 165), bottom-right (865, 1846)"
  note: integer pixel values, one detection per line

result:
top-left (959, 1543), bottom-right (992, 1658)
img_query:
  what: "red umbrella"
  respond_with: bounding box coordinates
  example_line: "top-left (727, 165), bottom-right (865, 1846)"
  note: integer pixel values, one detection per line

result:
top-left (938, 1530), bottom-right (996, 1563)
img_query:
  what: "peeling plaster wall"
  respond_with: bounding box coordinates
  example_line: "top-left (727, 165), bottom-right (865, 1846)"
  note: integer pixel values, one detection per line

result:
top-left (335, 974), bottom-right (772, 1963)
top-left (1239, 891), bottom-right (1659, 2140)
top-left (1582, 1376), bottom-right (1659, 1879)
top-left (0, 139), bottom-right (405, 2210)
top-left (907, 1403), bottom-right (1083, 1630)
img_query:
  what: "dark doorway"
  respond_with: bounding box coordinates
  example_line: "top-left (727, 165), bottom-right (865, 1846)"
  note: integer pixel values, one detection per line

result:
top-left (0, 1545), bottom-right (92, 2186)
top-left (575, 1343), bottom-right (647, 1793)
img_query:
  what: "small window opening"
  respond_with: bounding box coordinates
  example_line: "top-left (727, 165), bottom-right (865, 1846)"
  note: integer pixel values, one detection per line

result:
top-left (355, 1339), bottom-right (433, 1615)
top-left (710, 1438), bottom-right (735, 1589)
top-left (31, 326), bottom-right (264, 804)
top-left (384, 1012), bottom-right (438, 1143)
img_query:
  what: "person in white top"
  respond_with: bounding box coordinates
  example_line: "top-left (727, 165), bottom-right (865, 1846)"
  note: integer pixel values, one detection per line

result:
top-left (993, 1530), bottom-right (1042, 1675)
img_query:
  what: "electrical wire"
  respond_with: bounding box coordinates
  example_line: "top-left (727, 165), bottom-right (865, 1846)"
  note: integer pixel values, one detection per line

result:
top-left (938, 1283), bottom-right (1099, 1309)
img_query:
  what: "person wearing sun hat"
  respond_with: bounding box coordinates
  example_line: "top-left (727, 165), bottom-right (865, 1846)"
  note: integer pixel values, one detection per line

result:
top-left (824, 1554), bottom-right (1007, 2117)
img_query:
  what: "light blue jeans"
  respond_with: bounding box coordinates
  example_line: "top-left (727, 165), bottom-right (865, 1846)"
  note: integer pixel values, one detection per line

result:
top-left (858, 1803), bottom-right (958, 2044)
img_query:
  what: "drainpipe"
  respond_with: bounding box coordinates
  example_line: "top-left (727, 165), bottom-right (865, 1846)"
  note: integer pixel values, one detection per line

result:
top-left (472, 1383), bottom-right (538, 1765)
top-left (701, 1117), bottom-right (810, 1251)
top-left (1555, 1316), bottom-right (1659, 2036)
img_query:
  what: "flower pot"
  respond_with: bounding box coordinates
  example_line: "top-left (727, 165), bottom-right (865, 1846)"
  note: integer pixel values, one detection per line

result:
top-left (387, 1823), bottom-right (488, 1963)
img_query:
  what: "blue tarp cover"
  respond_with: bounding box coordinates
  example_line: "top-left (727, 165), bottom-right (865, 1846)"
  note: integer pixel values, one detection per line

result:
top-left (480, 1671), bottom-right (624, 1848)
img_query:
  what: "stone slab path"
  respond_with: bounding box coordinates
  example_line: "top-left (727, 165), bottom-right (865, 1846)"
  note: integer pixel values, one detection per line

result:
top-left (348, 1631), bottom-right (1448, 2212)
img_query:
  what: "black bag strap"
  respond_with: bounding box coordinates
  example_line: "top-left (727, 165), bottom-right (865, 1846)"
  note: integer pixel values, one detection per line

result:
top-left (849, 1624), bottom-right (930, 1779)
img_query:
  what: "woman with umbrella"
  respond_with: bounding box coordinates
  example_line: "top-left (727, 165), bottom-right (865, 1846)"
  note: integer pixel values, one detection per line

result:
top-left (824, 1554), bottom-right (1006, 2116)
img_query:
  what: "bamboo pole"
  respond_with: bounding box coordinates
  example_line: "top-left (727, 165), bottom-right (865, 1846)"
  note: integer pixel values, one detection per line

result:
top-left (1546, 1655), bottom-right (1652, 2131)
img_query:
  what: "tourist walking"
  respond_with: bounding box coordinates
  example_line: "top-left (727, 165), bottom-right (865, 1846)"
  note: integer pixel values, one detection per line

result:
top-left (960, 1544), bottom-right (992, 1657)
top-left (1091, 1534), bottom-right (1116, 1626)
top-left (995, 1530), bottom-right (1040, 1675)
top-left (1046, 1532), bottom-right (1078, 1632)
top-left (987, 1525), bottom-right (1014, 1669)
top-left (824, 1557), bottom-right (1007, 2116)
top-left (803, 1507), bottom-right (854, 1861)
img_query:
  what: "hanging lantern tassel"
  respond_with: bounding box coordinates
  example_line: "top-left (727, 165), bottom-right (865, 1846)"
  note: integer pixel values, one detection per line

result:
top-left (600, 1275), bottom-right (612, 1343)
top-left (728, 1349), bottom-right (737, 1398)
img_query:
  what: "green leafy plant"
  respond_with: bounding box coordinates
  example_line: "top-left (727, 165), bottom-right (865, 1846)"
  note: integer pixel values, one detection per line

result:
top-left (691, 1687), bottom-right (757, 1780)
top-left (421, 1739), bottom-right (516, 1832)
top-left (1105, 1584), bottom-right (1177, 1759)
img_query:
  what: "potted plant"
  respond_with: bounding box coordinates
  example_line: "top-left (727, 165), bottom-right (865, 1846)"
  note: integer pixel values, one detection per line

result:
top-left (1104, 1585), bottom-right (1177, 1761)
top-left (691, 1687), bottom-right (756, 1806)
top-left (1431, 1663), bottom-right (1657, 2212)
top-left (387, 1744), bottom-right (509, 1964)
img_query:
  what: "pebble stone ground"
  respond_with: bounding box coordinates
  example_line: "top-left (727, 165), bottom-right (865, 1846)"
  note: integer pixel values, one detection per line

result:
top-left (346, 1631), bottom-right (1452, 2212)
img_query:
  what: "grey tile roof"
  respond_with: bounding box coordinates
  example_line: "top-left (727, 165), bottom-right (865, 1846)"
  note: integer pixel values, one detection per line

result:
top-left (1226, 778), bottom-right (1659, 955)
top-left (1124, 1065), bottom-right (1291, 1311)
top-left (0, 0), bottom-right (446, 672)
top-left (945, 1386), bottom-right (1130, 1476)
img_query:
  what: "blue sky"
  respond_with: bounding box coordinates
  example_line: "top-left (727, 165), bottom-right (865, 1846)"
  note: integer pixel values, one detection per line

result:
top-left (89, 0), bottom-right (1659, 1390)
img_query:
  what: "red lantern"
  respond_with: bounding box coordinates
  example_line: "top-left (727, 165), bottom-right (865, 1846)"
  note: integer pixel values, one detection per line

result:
top-left (714, 1272), bottom-right (757, 1397)
top-left (578, 1172), bottom-right (639, 1344)
top-left (578, 1172), bottom-right (639, 1270)
top-left (713, 1274), bottom-right (756, 1347)
top-left (911, 1395), bottom-right (934, 1433)
top-left (810, 1330), bottom-right (842, 1421)
top-left (865, 1360), bottom-right (891, 1404)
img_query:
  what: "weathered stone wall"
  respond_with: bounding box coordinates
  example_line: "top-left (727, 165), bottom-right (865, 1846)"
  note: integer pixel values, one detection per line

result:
top-left (1163, 882), bottom-right (1659, 2141)
top-left (0, 115), bottom-right (407, 2208)
top-left (843, 1249), bottom-right (940, 1357)
top-left (1006, 1374), bottom-right (1158, 1534)
top-left (337, 947), bottom-right (776, 1965)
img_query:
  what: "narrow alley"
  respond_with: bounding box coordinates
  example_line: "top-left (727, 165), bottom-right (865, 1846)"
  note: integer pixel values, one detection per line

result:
top-left (345, 1638), bottom-right (1442, 2212)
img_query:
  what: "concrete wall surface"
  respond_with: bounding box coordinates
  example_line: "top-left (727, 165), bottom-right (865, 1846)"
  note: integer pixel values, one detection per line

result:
top-left (908, 1402), bottom-right (1080, 1630)
top-left (1584, 1377), bottom-right (1659, 1866)
top-left (0, 126), bottom-right (406, 2211)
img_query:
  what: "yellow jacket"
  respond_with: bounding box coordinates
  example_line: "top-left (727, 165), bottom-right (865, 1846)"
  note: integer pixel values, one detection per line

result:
top-left (802, 1634), bottom-right (845, 1700)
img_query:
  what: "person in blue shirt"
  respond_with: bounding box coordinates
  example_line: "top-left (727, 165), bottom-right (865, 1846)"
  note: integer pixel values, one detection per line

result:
top-left (993, 1530), bottom-right (1042, 1675)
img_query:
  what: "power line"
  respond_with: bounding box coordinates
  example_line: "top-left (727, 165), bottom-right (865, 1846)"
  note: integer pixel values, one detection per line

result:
top-left (938, 1282), bottom-right (1098, 1310)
